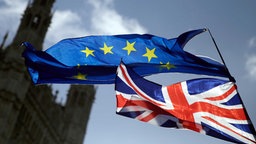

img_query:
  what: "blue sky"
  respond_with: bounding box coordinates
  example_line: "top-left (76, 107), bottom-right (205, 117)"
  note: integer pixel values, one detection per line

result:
top-left (1, 0), bottom-right (256, 144)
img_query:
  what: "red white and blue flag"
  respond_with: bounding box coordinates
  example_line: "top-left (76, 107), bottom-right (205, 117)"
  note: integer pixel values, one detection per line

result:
top-left (115, 63), bottom-right (256, 143)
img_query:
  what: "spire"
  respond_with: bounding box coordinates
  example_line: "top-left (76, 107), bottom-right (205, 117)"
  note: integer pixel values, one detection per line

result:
top-left (0, 31), bottom-right (8, 50)
top-left (11, 0), bottom-right (55, 51)
top-left (63, 85), bottom-right (95, 144)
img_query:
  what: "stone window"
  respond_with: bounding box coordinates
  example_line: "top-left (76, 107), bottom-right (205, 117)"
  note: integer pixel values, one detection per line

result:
top-left (31, 15), bottom-right (41, 29)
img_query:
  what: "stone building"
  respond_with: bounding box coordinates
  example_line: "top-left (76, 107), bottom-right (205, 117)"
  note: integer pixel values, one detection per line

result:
top-left (0, 0), bottom-right (95, 144)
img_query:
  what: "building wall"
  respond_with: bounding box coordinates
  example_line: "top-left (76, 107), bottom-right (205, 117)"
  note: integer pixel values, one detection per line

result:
top-left (0, 0), bottom-right (95, 144)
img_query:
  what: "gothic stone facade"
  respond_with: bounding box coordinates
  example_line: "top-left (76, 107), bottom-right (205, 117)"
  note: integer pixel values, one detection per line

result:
top-left (0, 0), bottom-right (95, 144)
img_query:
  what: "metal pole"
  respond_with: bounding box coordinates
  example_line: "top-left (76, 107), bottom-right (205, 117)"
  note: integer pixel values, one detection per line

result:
top-left (207, 28), bottom-right (236, 82)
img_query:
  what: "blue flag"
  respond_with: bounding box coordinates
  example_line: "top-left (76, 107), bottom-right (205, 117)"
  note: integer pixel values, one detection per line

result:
top-left (22, 29), bottom-right (230, 84)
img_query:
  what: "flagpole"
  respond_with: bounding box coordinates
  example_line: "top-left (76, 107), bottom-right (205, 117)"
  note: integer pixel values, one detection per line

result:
top-left (207, 29), bottom-right (256, 137)
top-left (207, 28), bottom-right (236, 82)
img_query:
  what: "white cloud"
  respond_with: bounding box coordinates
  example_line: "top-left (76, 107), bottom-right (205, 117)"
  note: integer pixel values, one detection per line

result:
top-left (245, 54), bottom-right (256, 80)
top-left (0, 0), bottom-right (146, 47)
top-left (44, 10), bottom-right (88, 48)
top-left (88, 0), bottom-right (147, 34)
top-left (248, 36), bottom-right (256, 48)
top-left (0, 0), bottom-right (27, 44)
top-left (45, 0), bottom-right (147, 47)
top-left (0, 0), bottom-right (27, 13)
top-left (245, 37), bottom-right (256, 81)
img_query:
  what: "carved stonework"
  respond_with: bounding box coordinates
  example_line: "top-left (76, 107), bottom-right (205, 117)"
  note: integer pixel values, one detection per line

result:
top-left (0, 0), bottom-right (95, 144)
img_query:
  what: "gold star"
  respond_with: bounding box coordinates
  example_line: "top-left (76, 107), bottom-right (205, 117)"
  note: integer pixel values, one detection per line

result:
top-left (160, 62), bottom-right (175, 70)
top-left (123, 41), bottom-right (136, 55)
top-left (100, 43), bottom-right (113, 54)
top-left (73, 73), bottom-right (87, 80)
top-left (81, 47), bottom-right (95, 57)
top-left (142, 47), bottom-right (157, 62)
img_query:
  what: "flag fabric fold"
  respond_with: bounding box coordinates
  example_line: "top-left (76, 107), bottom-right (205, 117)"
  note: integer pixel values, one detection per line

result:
top-left (115, 63), bottom-right (256, 143)
top-left (22, 29), bottom-right (230, 84)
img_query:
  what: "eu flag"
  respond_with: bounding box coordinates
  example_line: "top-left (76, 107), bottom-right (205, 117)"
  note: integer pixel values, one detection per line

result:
top-left (22, 29), bottom-right (230, 84)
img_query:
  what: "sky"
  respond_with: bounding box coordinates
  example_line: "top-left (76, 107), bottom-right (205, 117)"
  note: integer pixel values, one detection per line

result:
top-left (0, 0), bottom-right (256, 144)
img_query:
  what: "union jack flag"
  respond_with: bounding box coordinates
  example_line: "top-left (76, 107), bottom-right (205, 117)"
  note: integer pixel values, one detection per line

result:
top-left (115, 63), bottom-right (256, 143)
